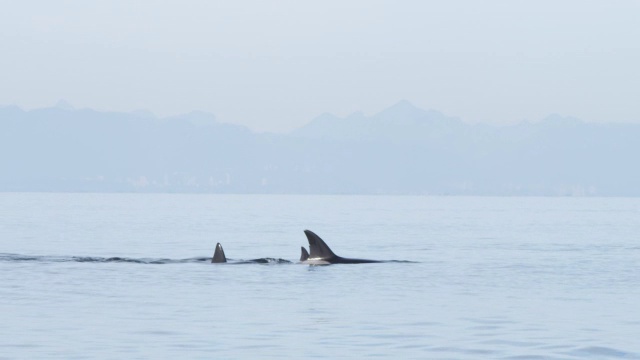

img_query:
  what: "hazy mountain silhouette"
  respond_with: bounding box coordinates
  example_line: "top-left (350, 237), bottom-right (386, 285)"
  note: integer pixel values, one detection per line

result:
top-left (1, 101), bottom-right (639, 195)
top-left (293, 100), bottom-right (465, 144)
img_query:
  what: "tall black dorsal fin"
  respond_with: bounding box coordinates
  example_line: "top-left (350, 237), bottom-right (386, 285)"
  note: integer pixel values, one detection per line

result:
top-left (304, 230), bottom-right (337, 260)
top-left (300, 246), bottom-right (309, 261)
top-left (212, 243), bottom-right (227, 263)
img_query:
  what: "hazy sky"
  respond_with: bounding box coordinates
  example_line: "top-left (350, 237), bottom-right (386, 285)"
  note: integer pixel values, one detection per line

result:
top-left (1, 0), bottom-right (639, 131)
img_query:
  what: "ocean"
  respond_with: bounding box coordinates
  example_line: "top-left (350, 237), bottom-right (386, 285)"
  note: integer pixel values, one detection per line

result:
top-left (1, 193), bottom-right (639, 359)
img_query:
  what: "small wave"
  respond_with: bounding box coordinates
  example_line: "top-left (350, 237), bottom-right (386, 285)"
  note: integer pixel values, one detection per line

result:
top-left (566, 346), bottom-right (637, 359)
top-left (0, 253), bottom-right (293, 265)
top-left (0, 253), bottom-right (208, 264)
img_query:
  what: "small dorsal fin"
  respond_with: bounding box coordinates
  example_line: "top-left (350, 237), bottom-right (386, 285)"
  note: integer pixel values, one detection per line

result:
top-left (300, 246), bottom-right (309, 261)
top-left (211, 243), bottom-right (227, 263)
top-left (304, 230), bottom-right (337, 259)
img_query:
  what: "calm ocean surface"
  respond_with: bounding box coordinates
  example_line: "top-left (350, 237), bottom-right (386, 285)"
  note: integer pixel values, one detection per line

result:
top-left (1, 193), bottom-right (639, 359)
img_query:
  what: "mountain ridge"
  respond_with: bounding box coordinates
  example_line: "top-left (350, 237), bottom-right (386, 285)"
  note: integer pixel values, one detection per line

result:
top-left (1, 101), bottom-right (638, 196)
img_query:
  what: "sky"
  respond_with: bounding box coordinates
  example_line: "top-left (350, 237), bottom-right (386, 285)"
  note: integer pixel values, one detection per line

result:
top-left (1, 0), bottom-right (639, 132)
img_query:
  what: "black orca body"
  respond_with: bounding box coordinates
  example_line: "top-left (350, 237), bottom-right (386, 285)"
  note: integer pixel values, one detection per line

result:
top-left (300, 230), bottom-right (382, 264)
top-left (212, 230), bottom-right (401, 264)
top-left (211, 243), bottom-right (292, 264)
top-left (300, 246), bottom-right (310, 261)
top-left (211, 243), bottom-right (227, 263)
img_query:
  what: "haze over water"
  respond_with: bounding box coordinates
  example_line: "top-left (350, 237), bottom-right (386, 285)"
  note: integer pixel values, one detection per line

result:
top-left (1, 193), bottom-right (638, 359)
top-left (2, 1), bottom-right (639, 131)
top-left (2, 2), bottom-right (639, 358)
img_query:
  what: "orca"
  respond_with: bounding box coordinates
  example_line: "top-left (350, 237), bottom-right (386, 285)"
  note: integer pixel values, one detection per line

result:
top-left (211, 243), bottom-right (227, 263)
top-left (300, 246), bottom-right (310, 261)
top-left (300, 230), bottom-right (382, 264)
top-left (211, 243), bottom-right (292, 264)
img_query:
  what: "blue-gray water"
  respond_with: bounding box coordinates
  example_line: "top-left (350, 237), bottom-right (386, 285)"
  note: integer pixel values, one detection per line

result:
top-left (1, 193), bottom-right (639, 359)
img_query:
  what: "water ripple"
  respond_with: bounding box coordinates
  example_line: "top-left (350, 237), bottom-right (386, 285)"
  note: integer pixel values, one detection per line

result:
top-left (565, 346), bottom-right (639, 359)
top-left (0, 253), bottom-right (292, 265)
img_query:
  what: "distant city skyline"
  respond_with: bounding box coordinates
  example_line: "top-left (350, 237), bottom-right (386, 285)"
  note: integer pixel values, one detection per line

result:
top-left (2, 1), bottom-right (639, 132)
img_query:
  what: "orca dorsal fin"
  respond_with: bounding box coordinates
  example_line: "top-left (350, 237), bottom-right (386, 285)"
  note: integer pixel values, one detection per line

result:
top-left (300, 246), bottom-right (310, 261)
top-left (212, 243), bottom-right (227, 263)
top-left (304, 230), bottom-right (337, 259)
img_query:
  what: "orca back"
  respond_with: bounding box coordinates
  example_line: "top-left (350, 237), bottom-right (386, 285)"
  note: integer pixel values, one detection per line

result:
top-left (303, 229), bottom-right (383, 264)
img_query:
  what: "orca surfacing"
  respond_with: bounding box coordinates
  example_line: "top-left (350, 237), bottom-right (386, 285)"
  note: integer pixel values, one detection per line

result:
top-left (212, 230), bottom-right (399, 264)
top-left (211, 243), bottom-right (227, 263)
top-left (300, 229), bottom-right (382, 264)
top-left (211, 243), bottom-right (291, 264)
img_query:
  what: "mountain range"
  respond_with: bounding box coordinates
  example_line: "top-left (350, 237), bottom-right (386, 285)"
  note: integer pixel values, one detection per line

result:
top-left (1, 101), bottom-right (638, 196)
